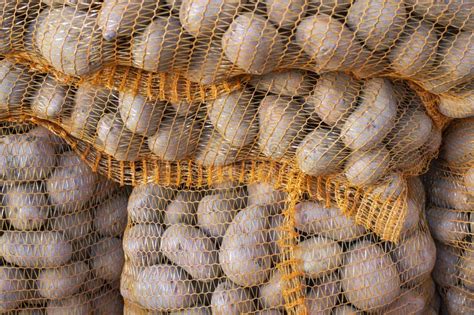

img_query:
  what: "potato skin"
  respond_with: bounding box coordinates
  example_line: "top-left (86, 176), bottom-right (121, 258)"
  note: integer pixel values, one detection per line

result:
top-left (220, 206), bottom-right (272, 287)
top-left (0, 267), bottom-right (28, 312)
top-left (94, 194), bottom-right (129, 236)
top-left (5, 184), bottom-right (49, 231)
top-left (133, 264), bottom-right (198, 311)
top-left (258, 95), bottom-right (307, 159)
top-left (197, 194), bottom-right (240, 239)
top-left (165, 191), bottom-right (202, 226)
top-left (305, 274), bottom-right (341, 315)
top-left (32, 75), bottom-right (72, 120)
top-left (0, 60), bottom-right (31, 110)
top-left (211, 280), bottom-right (255, 315)
top-left (259, 270), bottom-right (284, 309)
top-left (333, 306), bottom-right (359, 315)
top-left (161, 224), bottom-right (221, 281)
top-left (36, 261), bottom-right (89, 299)
top-left (306, 72), bottom-right (361, 126)
top-left (250, 70), bottom-right (314, 96)
top-left (342, 241), bottom-right (401, 311)
top-left (47, 151), bottom-right (98, 213)
top-left (438, 91), bottom-right (474, 119)
top-left (91, 237), bottom-right (125, 282)
top-left (341, 78), bottom-right (398, 151)
top-left (426, 206), bottom-right (469, 244)
top-left (93, 289), bottom-right (124, 315)
top-left (127, 183), bottom-right (173, 223)
top-left (195, 127), bottom-right (243, 167)
top-left (432, 243), bottom-right (459, 288)
top-left (247, 182), bottom-right (287, 213)
top-left (388, 109), bottom-right (433, 153)
top-left (47, 294), bottom-right (91, 315)
top-left (445, 288), bottom-right (474, 315)
top-left (428, 175), bottom-right (471, 211)
top-left (0, 231), bottom-right (72, 268)
top-left (459, 245), bottom-right (474, 290)
top-left (295, 236), bottom-right (343, 279)
top-left (222, 13), bottom-right (284, 74)
top-left (123, 223), bottom-right (164, 266)
top-left (296, 128), bottom-right (347, 177)
top-left (265, 0), bottom-right (306, 29)
top-left (344, 147), bottom-right (390, 187)
top-left (295, 201), bottom-right (366, 241)
top-left (440, 118), bottom-right (474, 165)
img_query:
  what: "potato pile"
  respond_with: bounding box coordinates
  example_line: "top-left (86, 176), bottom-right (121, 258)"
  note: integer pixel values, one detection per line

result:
top-left (121, 179), bottom-right (438, 313)
top-left (423, 118), bottom-right (474, 314)
top-left (0, 124), bottom-right (127, 314)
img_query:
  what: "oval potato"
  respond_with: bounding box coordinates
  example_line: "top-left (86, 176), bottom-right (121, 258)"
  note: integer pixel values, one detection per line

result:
top-left (37, 261), bottom-right (89, 299)
top-left (440, 118), bottom-right (474, 164)
top-left (438, 91), bottom-right (474, 119)
top-left (426, 206), bottom-right (469, 244)
top-left (5, 184), bottom-right (49, 231)
top-left (94, 194), bottom-right (129, 236)
top-left (91, 237), bottom-right (125, 282)
top-left (249, 70), bottom-right (314, 96)
top-left (259, 270), bottom-right (284, 309)
top-left (295, 236), bottom-right (343, 279)
top-left (32, 75), bottom-right (72, 120)
top-left (46, 294), bottom-right (91, 315)
top-left (305, 274), bottom-right (341, 314)
top-left (49, 209), bottom-right (93, 241)
top-left (211, 280), bottom-right (255, 314)
top-left (123, 223), bottom-right (164, 266)
top-left (128, 183), bottom-right (173, 223)
top-left (0, 60), bottom-right (31, 110)
top-left (195, 127), bottom-right (243, 167)
top-left (265, 0), bottom-right (306, 29)
top-left (459, 245), bottom-right (474, 291)
top-left (165, 191), bottom-right (202, 226)
top-left (344, 147), bottom-right (390, 187)
top-left (197, 194), bottom-right (239, 239)
top-left (0, 267), bottom-right (28, 312)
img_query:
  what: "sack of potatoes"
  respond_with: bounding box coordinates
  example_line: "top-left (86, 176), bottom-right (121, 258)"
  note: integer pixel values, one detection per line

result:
top-left (0, 122), bottom-right (128, 314)
top-left (423, 118), bottom-right (474, 314)
top-left (121, 178), bottom-right (439, 314)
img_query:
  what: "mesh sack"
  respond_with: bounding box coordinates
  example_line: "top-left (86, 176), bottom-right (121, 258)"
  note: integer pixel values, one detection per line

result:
top-left (423, 118), bottom-right (474, 314)
top-left (120, 177), bottom-right (439, 314)
top-left (0, 122), bottom-right (128, 314)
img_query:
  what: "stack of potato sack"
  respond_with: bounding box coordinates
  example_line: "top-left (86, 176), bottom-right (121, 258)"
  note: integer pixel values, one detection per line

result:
top-left (424, 118), bottom-right (474, 314)
top-left (120, 177), bottom-right (439, 314)
top-left (0, 123), bottom-right (127, 314)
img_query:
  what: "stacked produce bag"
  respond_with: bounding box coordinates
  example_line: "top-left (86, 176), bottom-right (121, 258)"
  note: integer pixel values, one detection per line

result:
top-left (0, 0), bottom-right (472, 313)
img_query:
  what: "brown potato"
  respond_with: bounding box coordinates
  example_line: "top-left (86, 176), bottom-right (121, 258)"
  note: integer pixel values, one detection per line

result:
top-left (123, 223), bottom-right (164, 266)
top-left (445, 288), bottom-right (474, 314)
top-left (259, 270), bottom-right (284, 309)
top-left (93, 289), bottom-right (124, 315)
top-left (98, 0), bottom-right (158, 41)
top-left (0, 60), bottom-right (31, 110)
top-left (258, 95), bottom-right (307, 159)
top-left (342, 241), bottom-right (401, 311)
top-left (296, 128), bottom-right (347, 177)
top-left (207, 88), bottom-right (258, 147)
top-left (220, 206), bottom-right (272, 287)
top-left (388, 109), bottom-right (433, 153)
top-left (249, 70), bottom-right (314, 96)
top-left (31, 75), bottom-right (72, 120)
top-left (222, 13), bottom-right (284, 74)
top-left (211, 280), bottom-right (255, 314)
top-left (341, 78), bottom-right (398, 151)
top-left (91, 237), bottom-right (125, 282)
top-left (306, 72), bottom-right (361, 126)
top-left (47, 294), bottom-right (91, 315)
top-left (5, 184), bottom-right (49, 231)
top-left (295, 236), bottom-right (343, 279)
top-left (459, 245), bottom-right (474, 291)
top-left (344, 147), bottom-right (390, 187)
top-left (428, 176), bottom-right (471, 210)
top-left (426, 206), bottom-right (469, 244)
top-left (432, 243), bottom-right (459, 288)
top-left (385, 289), bottom-right (427, 314)
top-left (197, 194), bottom-right (240, 239)
top-left (94, 194), bottom-right (129, 236)
top-left (47, 151), bottom-right (98, 213)
top-left (161, 224), bottom-right (221, 281)
top-left (265, 0), bottom-right (306, 29)
top-left (35, 7), bottom-right (105, 76)
top-left (305, 274), bottom-right (341, 314)
top-left (36, 261), bottom-right (89, 299)
top-left (400, 197), bottom-right (421, 235)
top-left (295, 201), bottom-right (366, 241)
top-left (346, 0), bottom-right (406, 51)
top-left (370, 173), bottom-right (405, 200)
top-left (128, 183), bottom-right (174, 223)
top-left (440, 118), bottom-right (474, 165)
top-left (132, 16), bottom-right (182, 73)
top-left (194, 128), bottom-right (244, 167)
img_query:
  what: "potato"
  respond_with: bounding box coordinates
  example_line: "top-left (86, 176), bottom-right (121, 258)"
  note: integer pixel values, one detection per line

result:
top-left (346, 0), bottom-right (406, 51)
top-left (400, 198), bottom-right (421, 234)
top-left (47, 151), bottom-right (98, 213)
top-left (344, 147), bottom-right (390, 187)
top-left (96, 113), bottom-right (142, 161)
top-left (341, 78), bottom-right (397, 150)
top-left (428, 176), bottom-right (471, 210)
top-left (169, 100), bottom-right (201, 117)
top-left (179, 0), bottom-right (240, 36)
top-left (47, 294), bottom-right (91, 315)
top-left (94, 194), bottom-right (129, 236)
top-left (197, 194), bottom-right (240, 239)
top-left (370, 173), bottom-right (405, 200)
top-left (0, 267), bottom-right (28, 312)
top-left (405, 0), bottom-right (473, 31)
top-left (0, 231), bottom-right (72, 268)
top-left (407, 175), bottom-right (426, 208)
top-left (392, 231), bottom-right (436, 287)
top-left (389, 21), bottom-right (437, 77)
top-left (35, 7), bottom-right (105, 76)
top-left (49, 209), bottom-right (93, 241)
top-left (93, 175), bottom-right (122, 202)
top-left (195, 127), bottom-right (243, 166)
top-left (296, 128), bottom-right (347, 177)
top-left (305, 274), bottom-right (341, 315)
top-left (5, 184), bottom-right (49, 230)
top-left (165, 191), bottom-right (202, 226)
top-left (385, 290), bottom-right (427, 314)
top-left (128, 183), bottom-right (173, 223)
top-left (161, 224), bottom-right (220, 281)
top-left (0, 0), bottom-right (33, 54)
top-left (133, 264), bottom-right (198, 311)
top-left (295, 201), bottom-right (366, 241)
top-left (295, 236), bottom-right (342, 279)
top-left (333, 306), bottom-right (359, 315)
top-left (91, 237), bottom-right (124, 282)
top-left (93, 289), bottom-right (124, 315)
top-left (132, 16), bottom-right (182, 73)
top-left (342, 241), bottom-right (401, 311)
top-left (419, 32), bottom-right (473, 94)
top-left (445, 288), bottom-right (474, 315)
top-left (119, 91), bottom-right (166, 137)
top-left (426, 206), bottom-right (469, 244)
top-left (0, 60), bottom-right (31, 110)
top-left (440, 118), bottom-right (474, 165)
top-left (459, 245), bottom-right (474, 291)
top-left (220, 206), bottom-right (272, 287)
top-left (259, 270), bottom-right (284, 309)
top-left (222, 13), bottom-right (284, 74)
top-left (296, 14), bottom-right (369, 73)
top-left (247, 182), bottom-right (287, 213)
top-left (257, 310), bottom-right (282, 315)
top-left (123, 224), bottom-right (163, 266)
top-left (28, 126), bottom-right (68, 153)
top-left (148, 116), bottom-right (201, 161)
top-left (249, 70), bottom-right (314, 96)
top-left (18, 310), bottom-right (44, 315)
top-left (265, 0), bottom-right (306, 29)
top-left (36, 261), bottom-right (89, 299)
top-left (438, 91), bottom-right (474, 119)
top-left (465, 168), bottom-right (474, 193)
top-left (170, 307), bottom-right (211, 315)
top-left (207, 88), bottom-right (257, 147)
top-left (98, 0), bottom-right (158, 41)
top-left (31, 75), bottom-right (72, 120)
top-left (306, 72), bottom-right (361, 126)
top-left (388, 109), bottom-right (433, 153)
top-left (258, 95), bottom-right (307, 159)
top-left (70, 83), bottom-right (114, 139)
top-left (211, 280), bottom-right (255, 314)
